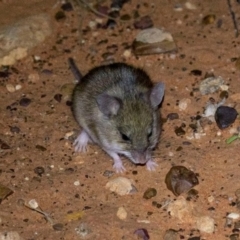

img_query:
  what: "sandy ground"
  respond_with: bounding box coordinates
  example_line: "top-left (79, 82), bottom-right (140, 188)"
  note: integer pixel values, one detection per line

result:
top-left (1, 0), bottom-right (240, 239)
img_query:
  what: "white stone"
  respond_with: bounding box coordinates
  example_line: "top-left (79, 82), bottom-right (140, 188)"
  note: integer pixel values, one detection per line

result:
top-left (28, 199), bottom-right (39, 209)
top-left (185, 2), bottom-right (197, 10)
top-left (117, 207), bottom-right (127, 220)
top-left (0, 231), bottom-right (23, 240)
top-left (6, 84), bottom-right (15, 93)
top-left (74, 180), bottom-right (80, 186)
top-left (196, 216), bottom-right (215, 233)
top-left (227, 212), bottom-right (240, 220)
top-left (179, 98), bottom-right (191, 111)
top-left (207, 195), bottom-right (215, 203)
top-left (0, 14), bottom-right (52, 66)
top-left (15, 84), bottom-right (22, 91)
top-left (105, 177), bottom-right (135, 196)
top-left (123, 49), bottom-right (131, 58)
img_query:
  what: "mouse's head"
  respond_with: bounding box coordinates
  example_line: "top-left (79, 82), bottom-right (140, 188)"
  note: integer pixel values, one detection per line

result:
top-left (96, 82), bottom-right (165, 165)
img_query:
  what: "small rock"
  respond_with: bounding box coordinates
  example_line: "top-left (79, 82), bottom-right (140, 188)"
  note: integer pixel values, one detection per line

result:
top-left (134, 228), bottom-right (150, 240)
top-left (123, 49), bottom-right (131, 58)
top-left (34, 166), bottom-right (45, 177)
top-left (165, 166), bottom-right (199, 196)
top-left (190, 69), bottom-right (202, 76)
top-left (28, 72), bottom-right (40, 83)
top-left (19, 97), bottom-right (31, 107)
top-left (179, 98), bottom-right (191, 111)
top-left (167, 113), bottom-right (179, 120)
top-left (202, 14), bottom-right (216, 25)
top-left (0, 139), bottom-right (10, 150)
top-left (164, 229), bottom-right (178, 240)
top-left (15, 84), bottom-right (22, 91)
top-left (75, 223), bottom-right (91, 237)
top-left (117, 206), bottom-right (127, 220)
top-left (133, 16), bottom-right (153, 29)
top-left (229, 234), bottom-right (239, 240)
top-left (175, 126), bottom-right (186, 136)
top-left (103, 170), bottom-right (114, 177)
top-left (53, 223), bottom-right (64, 231)
top-left (105, 177), bottom-right (137, 196)
top-left (167, 196), bottom-right (194, 221)
top-left (143, 188), bottom-right (157, 199)
top-left (0, 14), bottom-right (52, 66)
top-left (215, 106), bottom-right (238, 129)
top-left (199, 76), bottom-right (224, 95)
top-left (6, 84), bottom-right (15, 93)
top-left (61, 2), bottom-right (73, 11)
top-left (0, 183), bottom-right (13, 203)
top-left (54, 94), bottom-right (62, 103)
top-left (196, 216), bottom-right (215, 233)
top-left (55, 11), bottom-right (66, 21)
top-left (185, 2), bottom-right (197, 10)
top-left (132, 27), bottom-right (177, 56)
top-left (228, 213), bottom-right (240, 220)
top-left (9, 126), bottom-right (20, 133)
top-left (0, 231), bottom-right (23, 240)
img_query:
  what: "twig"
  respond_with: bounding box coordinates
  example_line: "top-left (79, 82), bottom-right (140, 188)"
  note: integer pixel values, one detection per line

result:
top-left (227, 0), bottom-right (239, 37)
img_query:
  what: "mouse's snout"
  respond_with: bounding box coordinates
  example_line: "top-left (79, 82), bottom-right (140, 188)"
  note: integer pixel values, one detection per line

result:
top-left (131, 149), bottom-right (150, 165)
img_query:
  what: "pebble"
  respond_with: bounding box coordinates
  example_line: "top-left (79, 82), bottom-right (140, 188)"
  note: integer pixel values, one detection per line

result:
top-left (105, 177), bottom-right (137, 196)
top-left (202, 14), bottom-right (216, 25)
top-left (0, 231), bottom-right (23, 240)
top-left (0, 14), bottom-right (52, 66)
top-left (228, 213), bottom-right (240, 220)
top-left (165, 166), bottom-right (199, 196)
top-left (74, 180), bottom-right (80, 186)
top-left (196, 216), bottom-right (215, 233)
top-left (164, 229), bottom-right (178, 240)
top-left (199, 76), bottom-right (224, 95)
top-left (0, 183), bottom-right (13, 202)
top-left (143, 188), bottom-right (157, 199)
top-left (132, 28), bottom-right (177, 56)
top-left (53, 223), bottom-right (64, 231)
top-left (34, 166), bottom-right (45, 176)
top-left (215, 106), bottom-right (238, 129)
top-left (28, 72), bottom-right (40, 83)
top-left (116, 206), bottom-right (127, 220)
top-left (178, 98), bottom-right (191, 111)
top-left (133, 15), bottom-right (153, 29)
top-left (75, 223), bottom-right (91, 237)
top-left (123, 49), bottom-right (131, 58)
top-left (15, 84), bottom-right (22, 91)
top-left (185, 2), bottom-right (197, 10)
top-left (28, 199), bottom-right (39, 209)
top-left (229, 234), bottom-right (239, 240)
top-left (167, 113), bottom-right (179, 120)
top-left (207, 195), bottom-right (215, 203)
top-left (134, 228), bottom-right (150, 240)
top-left (6, 84), bottom-right (15, 93)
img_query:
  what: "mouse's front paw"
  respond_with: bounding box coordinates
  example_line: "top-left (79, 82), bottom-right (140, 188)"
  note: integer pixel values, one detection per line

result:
top-left (113, 162), bottom-right (126, 173)
top-left (73, 130), bottom-right (90, 152)
top-left (146, 159), bottom-right (158, 171)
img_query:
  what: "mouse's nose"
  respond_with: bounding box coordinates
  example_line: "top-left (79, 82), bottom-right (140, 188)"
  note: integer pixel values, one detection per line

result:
top-left (131, 149), bottom-right (148, 164)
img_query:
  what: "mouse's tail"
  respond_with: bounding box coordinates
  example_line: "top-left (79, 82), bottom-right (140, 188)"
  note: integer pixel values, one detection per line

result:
top-left (68, 57), bottom-right (82, 82)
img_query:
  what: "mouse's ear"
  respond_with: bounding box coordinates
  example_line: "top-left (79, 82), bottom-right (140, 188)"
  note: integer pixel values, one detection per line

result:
top-left (150, 82), bottom-right (165, 109)
top-left (96, 93), bottom-right (121, 116)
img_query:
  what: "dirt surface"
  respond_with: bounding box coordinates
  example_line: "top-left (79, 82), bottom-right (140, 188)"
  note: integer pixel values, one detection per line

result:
top-left (1, 0), bottom-right (240, 239)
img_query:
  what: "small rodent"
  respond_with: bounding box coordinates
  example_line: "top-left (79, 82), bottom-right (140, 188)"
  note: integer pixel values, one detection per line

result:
top-left (69, 58), bottom-right (165, 172)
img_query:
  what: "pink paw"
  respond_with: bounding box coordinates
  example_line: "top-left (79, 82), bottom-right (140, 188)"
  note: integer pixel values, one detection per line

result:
top-left (73, 130), bottom-right (90, 152)
top-left (113, 161), bottom-right (126, 173)
top-left (146, 159), bottom-right (158, 171)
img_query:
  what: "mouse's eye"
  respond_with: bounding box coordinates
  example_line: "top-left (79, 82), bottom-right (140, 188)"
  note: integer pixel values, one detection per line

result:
top-left (121, 133), bottom-right (130, 141)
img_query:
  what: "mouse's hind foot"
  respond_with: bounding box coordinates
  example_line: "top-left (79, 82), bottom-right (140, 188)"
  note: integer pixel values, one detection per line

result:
top-left (74, 130), bottom-right (91, 152)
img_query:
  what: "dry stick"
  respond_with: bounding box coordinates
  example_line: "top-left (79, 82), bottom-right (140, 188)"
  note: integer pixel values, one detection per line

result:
top-left (227, 0), bottom-right (239, 37)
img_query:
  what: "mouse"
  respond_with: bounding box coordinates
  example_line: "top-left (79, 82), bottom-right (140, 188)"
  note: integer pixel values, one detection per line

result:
top-left (69, 58), bottom-right (165, 173)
